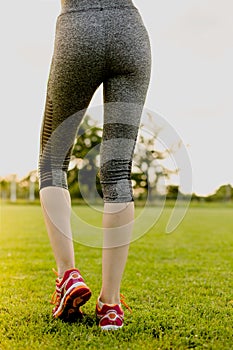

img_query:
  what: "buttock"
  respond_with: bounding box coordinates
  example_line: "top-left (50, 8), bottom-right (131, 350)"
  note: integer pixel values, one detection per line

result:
top-left (53, 0), bottom-right (151, 80)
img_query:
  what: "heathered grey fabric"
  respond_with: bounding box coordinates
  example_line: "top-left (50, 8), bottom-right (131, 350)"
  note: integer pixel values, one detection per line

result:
top-left (38, 0), bottom-right (151, 202)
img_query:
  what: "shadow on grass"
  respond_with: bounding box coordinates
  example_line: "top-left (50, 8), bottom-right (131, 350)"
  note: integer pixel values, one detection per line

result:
top-left (41, 312), bottom-right (97, 334)
top-left (62, 313), bottom-right (96, 327)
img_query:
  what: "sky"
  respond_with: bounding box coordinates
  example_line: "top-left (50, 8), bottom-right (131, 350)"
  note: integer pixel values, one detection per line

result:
top-left (1, 0), bottom-right (233, 196)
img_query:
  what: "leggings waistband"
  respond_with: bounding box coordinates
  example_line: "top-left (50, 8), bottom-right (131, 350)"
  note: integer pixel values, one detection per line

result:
top-left (61, 0), bottom-right (136, 13)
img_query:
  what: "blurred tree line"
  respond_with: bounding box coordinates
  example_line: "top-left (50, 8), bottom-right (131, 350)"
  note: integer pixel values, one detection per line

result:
top-left (1, 115), bottom-right (232, 203)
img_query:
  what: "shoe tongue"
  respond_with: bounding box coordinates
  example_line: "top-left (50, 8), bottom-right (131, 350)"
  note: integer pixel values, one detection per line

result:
top-left (71, 272), bottom-right (80, 278)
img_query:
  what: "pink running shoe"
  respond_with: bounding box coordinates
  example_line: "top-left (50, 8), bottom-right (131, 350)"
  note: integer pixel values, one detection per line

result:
top-left (96, 295), bottom-right (132, 330)
top-left (51, 268), bottom-right (91, 321)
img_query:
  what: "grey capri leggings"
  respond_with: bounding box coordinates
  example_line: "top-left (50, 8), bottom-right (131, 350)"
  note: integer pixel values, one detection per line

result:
top-left (38, 0), bottom-right (151, 203)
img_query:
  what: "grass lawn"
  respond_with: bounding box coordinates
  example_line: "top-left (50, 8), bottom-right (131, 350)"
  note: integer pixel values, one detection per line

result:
top-left (0, 202), bottom-right (233, 349)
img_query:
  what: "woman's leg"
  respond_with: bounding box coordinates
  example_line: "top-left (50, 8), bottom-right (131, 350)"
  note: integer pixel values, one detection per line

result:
top-left (99, 5), bottom-right (151, 304)
top-left (38, 10), bottom-right (103, 276)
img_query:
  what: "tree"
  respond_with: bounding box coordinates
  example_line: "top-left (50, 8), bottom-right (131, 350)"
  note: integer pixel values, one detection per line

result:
top-left (0, 178), bottom-right (8, 200)
top-left (18, 170), bottom-right (39, 200)
top-left (133, 113), bottom-right (179, 202)
top-left (207, 184), bottom-right (233, 202)
top-left (68, 115), bottom-right (103, 201)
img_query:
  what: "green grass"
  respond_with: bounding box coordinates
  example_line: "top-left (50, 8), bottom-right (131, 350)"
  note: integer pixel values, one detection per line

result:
top-left (0, 203), bottom-right (233, 349)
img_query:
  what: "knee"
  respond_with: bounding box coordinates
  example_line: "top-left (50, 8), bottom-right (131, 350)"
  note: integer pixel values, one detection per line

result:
top-left (38, 151), bottom-right (69, 190)
top-left (38, 166), bottom-right (68, 191)
top-left (99, 159), bottom-right (134, 203)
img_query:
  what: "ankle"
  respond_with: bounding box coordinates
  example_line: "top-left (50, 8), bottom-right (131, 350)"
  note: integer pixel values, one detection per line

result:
top-left (99, 294), bottom-right (120, 305)
top-left (57, 265), bottom-right (76, 278)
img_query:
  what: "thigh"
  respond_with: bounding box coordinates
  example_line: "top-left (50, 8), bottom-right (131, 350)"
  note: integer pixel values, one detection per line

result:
top-left (102, 73), bottom-right (151, 165)
top-left (100, 75), bottom-right (149, 202)
top-left (39, 11), bottom-right (104, 188)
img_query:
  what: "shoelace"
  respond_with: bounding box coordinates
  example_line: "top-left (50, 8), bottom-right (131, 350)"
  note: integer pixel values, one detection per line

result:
top-left (50, 291), bottom-right (60, 306)
top-left (50, 268), bottom-right (61, 306)
top-left (120, 293), bottom-right (132, 313)
top-left (52, 268), bottom-right (59, 277)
